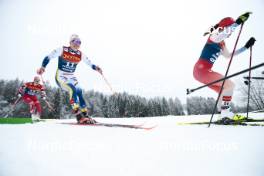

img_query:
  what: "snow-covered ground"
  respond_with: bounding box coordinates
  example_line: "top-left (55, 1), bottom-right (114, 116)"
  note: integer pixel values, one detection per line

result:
top-left (1, 114), bottom-right (264, 176)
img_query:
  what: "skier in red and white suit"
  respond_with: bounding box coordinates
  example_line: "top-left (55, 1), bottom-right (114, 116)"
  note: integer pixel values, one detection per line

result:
top-left (18, 76), bottom-right (52, 121)
top-left (193, 12), bottom-right (256, 120)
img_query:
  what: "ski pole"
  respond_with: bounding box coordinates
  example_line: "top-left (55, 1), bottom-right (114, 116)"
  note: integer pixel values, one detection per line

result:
top-left (187, 62), bottom-right (264, 95)
top-left (208, 23), bottom-right (244, 127)
top-left (244, 76), bottom-right (264, 80)
top-left (4, 96), bottom-right (22, 118)
top-left (13, 96), bottom-right (22, 107)
top-left (38, 74), bottom-right (55, 112)
top-left (246, 47), bottom-right (253, 118)
top-left (101, 74), bottom-right (116, 95)
top-left (40, 74), bottom-right (46, 88)
top-left (43, 99), bottom-right (54, 112)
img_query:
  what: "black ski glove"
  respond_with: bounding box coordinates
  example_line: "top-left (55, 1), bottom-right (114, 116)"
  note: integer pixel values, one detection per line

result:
top-left (245, 37), bottom-right (256, 49)
top-left (236, 12), bottom-right (252, 25)
top-left (244, 80), bottom-right (251, 86)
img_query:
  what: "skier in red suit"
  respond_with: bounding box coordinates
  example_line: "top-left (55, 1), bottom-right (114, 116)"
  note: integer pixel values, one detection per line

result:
top-left (193, 12), bottom-right (256, 120)
top-left (18, 76), bottom-right (53, 121)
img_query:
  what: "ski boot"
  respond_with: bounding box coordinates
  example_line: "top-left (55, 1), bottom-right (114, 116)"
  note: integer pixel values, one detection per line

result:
top-left (217, 115), bottom-right (248, 125)
top-left (72, 107), bottom-right (84, 123)
top-left (31, 113), bottom-right (41, 123)
top-left (78, 117), bottom-right (97, 124)
top-left (79, 108), bottom-right (97, 124)
top-left (233, 114), bottom-right (248, 122)
top-left (217, 117), bottom-right (233, 125)
top-left (73, 107), bottom-right (96, 124)
top-left (217, 106), bottom-right (235, 125)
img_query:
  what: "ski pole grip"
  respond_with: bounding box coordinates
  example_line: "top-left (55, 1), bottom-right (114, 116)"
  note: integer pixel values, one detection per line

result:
top-left (186, 88), bottom-right (192, 95)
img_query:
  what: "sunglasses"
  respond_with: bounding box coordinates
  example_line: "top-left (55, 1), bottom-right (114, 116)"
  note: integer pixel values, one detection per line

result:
top-left (71, 39), bottom-right (81, 45)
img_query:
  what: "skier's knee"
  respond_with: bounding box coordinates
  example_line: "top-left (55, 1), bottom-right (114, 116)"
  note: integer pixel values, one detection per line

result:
top-left (68, 83), bottom-right (77, 92)
top-left (224, 80), bottom-right (235, 91)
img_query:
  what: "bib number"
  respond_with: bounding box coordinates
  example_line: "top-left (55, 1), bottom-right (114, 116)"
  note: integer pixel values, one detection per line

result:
top-left (66, 62), bottom-right (75, 68)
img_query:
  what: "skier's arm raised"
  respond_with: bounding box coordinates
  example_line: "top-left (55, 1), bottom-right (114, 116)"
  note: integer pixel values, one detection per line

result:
top-left (221, 44), bottom-right (246, 59)
top-left (210, 12), bottom-right (252, 43)
top-left (235, 12), bottom-right (252, 25)
top-left (222, 37), bottom-right (256, 58)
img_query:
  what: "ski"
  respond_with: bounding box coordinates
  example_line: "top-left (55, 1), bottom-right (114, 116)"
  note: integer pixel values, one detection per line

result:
top-left (177, 118), bottom-right (264, 126)
top-left (178, 121), bottom-right (264, 126)
top-left (178, 122), bottom-right (264, 127)
top-left (61, 122), bottom-right (157, 130)
top-left (251, 109), bottom-right (264, 113)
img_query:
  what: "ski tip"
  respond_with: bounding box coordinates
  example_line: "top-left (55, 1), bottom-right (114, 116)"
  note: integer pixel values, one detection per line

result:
top-left (143, 124), bottom-right (158, 130)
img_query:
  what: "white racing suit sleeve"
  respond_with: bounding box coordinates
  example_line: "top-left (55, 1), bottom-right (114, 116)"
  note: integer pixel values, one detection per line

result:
top-left (81, 53), bottom-right (97, 70)
top-left (48, 48), bottom-right (63, 59)
top-left (42, 48), bottom-right (63, 68)
top-left (221, 45), bottom-right (247, 58)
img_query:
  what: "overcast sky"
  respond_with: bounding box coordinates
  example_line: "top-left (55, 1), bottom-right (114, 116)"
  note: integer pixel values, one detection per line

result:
top-left (0, 0), bottom-right (264, 104)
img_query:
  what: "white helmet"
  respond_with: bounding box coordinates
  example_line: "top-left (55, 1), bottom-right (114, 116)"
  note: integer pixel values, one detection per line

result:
top-left (33, 76), bottom-right (40, 83)
top-left (70, 34), bottom-right (81, 43)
